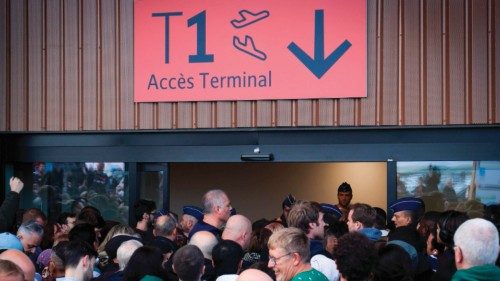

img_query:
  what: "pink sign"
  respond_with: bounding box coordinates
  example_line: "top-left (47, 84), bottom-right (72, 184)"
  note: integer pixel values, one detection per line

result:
top-left (134, 0), bottom-right (366, 102)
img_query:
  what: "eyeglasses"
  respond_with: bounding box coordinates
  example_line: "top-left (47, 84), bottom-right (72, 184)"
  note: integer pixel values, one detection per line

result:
top-left (269, 252), bottom-right (292, 266)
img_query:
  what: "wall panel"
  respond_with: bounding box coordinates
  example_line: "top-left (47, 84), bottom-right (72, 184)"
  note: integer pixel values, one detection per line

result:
top-left (403, 0), bottom-right (421, 125)
top-left (101, 0), bottom-right (117, 130)
top-left (28, 0), bottom-right (43, 131)
top-left (10, 0), bottom-right (28, 131)
top-left (46, 0), bottom-right (62, 131)
top-left (495, 0), bottom-right (500, 124)
top-left (360, 0), bottom-right (377, 126)
top-left (426, 0), bottom-right (443, 125)
top-left (82, 0), bottom-right (98, 130)
top-left (236, 101), bottom-right (252, 127)
top-left (118, 0), bottom-right (134, 130)
top-left (63, 0), bottom-right (79, 131)
top-left (381, 0), bottom-right (399, 125)
top-left (0, 0), bottom-right (498, 132)
top-left (318, 99), bottom-right (334, 126)
top-left (471, 0), bottom-right (488, 124)
top-left (449, 0), bottom-right (466, 124)
top-left (0, 0), bottom-right (7, 131)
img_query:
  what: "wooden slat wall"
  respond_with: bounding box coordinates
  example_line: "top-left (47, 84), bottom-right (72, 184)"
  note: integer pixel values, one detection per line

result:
top-left (0, 0), bottom-right (498, 131)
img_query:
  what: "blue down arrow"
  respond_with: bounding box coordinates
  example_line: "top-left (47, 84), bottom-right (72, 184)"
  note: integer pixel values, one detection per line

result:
top-left (288, 10), bottom-right (351, 79)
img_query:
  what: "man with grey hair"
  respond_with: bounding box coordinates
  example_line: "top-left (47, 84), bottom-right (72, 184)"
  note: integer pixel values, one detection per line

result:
top-left (105, 239), bottom-right (143, 281)
top-left (152, 214), bottom-right (179, 256)
top-left (189, 189), bottom-right (232, 240)
top-left (267, 227), bottom-right (328, 281)
top-left (16, 220), bottom-right (44, 255)
top-left (222, 214), bottom-right (252, 251)
top-left (452, 218), bottom-right (500, 281)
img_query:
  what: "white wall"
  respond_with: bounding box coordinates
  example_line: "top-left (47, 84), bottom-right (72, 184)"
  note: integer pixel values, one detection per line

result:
top-left (170, 162), bottom-right (387, 222)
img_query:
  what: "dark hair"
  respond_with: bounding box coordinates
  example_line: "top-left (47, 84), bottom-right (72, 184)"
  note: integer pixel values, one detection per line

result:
top-left (77, 206), bottom-right (105, 229)
top-left (415, 211), bottom-right (441, 254)
top-left (133, 200), bottom-right (156, 223)
top-left (0, 259), bottom-right (25, 280)
top-left (323, 212), bottom-right (340, 226)
top-left (249, 261), bottom-right (276, 280)
top-left (212, 240), bottom-right (244, 277)
top-left (325, 221), bottom-right (348, 239)
top-left (350, 203), bottom-right (377, 228)
top-left (122, 246), bottom-right (168, 281)
top-left (388, 225), bottom-right (421, 251)
top-left (338, 182), bottom-right (352, 193)
top-left (52, 241), bottom-right (70, 265)
top-left (63, 240), bottom-right (97, 268)
top-left (437, 210), bottom-right (469, 247)
top-left (40, 221), bottom-right (56, 250)
top-left (22, 208), bottom-right (48, 224)
top-left (373, 244), bottom-right (413, 281)
top-left (373, 207), bottom-right (387, 230)
top-left (173, 245), bottom-right (205, 281)
top-left (69, 223), bottom-right (97, 247)
top-left (333, 232), bottom-right (378, 281)
top-left (57, 212), bottom-right (76, 226)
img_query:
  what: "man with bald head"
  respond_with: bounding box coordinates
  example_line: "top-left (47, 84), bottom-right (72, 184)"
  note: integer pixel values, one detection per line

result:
top-left (0, 249), bottom-right (35, 281)
top-left (188, 231), bottom-right (219, 281)
top-left (237, 269), bottom-right (273, 281)
top-left (222, 214), bottom-right (252, 251)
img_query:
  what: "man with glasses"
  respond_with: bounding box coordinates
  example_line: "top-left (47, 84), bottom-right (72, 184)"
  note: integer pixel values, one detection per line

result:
top-left (189, 189), bottom-right (232, 240)
top-left (267, 227), bottom-right (328, 281)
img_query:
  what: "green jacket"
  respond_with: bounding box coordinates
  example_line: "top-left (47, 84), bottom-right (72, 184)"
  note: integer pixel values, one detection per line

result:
top-left (452, 264), bottom-right (500, 281)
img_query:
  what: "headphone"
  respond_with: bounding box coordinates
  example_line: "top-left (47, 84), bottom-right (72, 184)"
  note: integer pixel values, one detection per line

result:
top-left (438, 212), bottom-right (453, 245)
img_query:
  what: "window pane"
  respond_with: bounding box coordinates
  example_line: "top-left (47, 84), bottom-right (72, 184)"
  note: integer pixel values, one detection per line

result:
top-left (24, 162), bottom-right (129, 224)
top-left (139, 171), bottom-right (164, 210)
top-left (396, 161), bottom-right (500, 215)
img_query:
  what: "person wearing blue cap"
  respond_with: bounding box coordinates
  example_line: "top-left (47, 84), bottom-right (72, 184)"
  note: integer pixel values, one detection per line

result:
top-left (179, 206), bottom-right (203, 238)
top-left (335, 182), bottom-right (353, 221)
top-left (320, 203), bottom-right (343, 226)
top-left (389, 197), bottom-right (425, 228)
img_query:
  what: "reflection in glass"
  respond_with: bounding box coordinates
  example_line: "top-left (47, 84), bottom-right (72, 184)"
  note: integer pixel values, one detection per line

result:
top-left (28, 162), bottom-right (129, 224)
top-left (396, 161), bottom-right (500, 217)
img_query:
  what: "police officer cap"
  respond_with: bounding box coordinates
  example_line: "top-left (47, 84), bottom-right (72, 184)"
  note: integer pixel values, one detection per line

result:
top-left (338, 182), bottom-right (352, 193)
top-left (320, 203), bottom-right (343, 219)
top-left (152, 209), bottom-right (168, 221)
top-left (183, 205), bottom-right (204, 221)
top-left (389, 197), bottom-right (424, 213)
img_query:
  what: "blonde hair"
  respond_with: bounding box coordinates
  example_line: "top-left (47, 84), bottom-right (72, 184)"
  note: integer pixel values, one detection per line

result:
top-left (268, 227), bottom-right (309, 262)
top-left (97, 224), bottom-right (137, 253)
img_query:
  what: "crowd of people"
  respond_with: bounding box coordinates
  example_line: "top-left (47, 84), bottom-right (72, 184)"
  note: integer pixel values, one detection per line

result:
top-left (1, 177), bottom-right (500, 281)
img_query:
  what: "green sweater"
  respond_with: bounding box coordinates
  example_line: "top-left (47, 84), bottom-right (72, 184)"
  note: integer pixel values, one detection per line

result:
top-left (452, 264), bottom-right (500, 281)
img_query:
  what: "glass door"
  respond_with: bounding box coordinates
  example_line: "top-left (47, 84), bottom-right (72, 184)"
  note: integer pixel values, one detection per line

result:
top-left (138, 163), bottom-right (169, 211)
